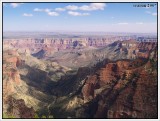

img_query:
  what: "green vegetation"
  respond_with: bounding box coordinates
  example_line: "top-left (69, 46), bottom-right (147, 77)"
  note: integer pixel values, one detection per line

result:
top-left (34, 113), bottom-right (39, 118)
top-left (34, 111), bottom-right (54, 119)
top-left (41, 115), bottom-right (47, 118)
top-left (3, 113), bottom-right (15, 118)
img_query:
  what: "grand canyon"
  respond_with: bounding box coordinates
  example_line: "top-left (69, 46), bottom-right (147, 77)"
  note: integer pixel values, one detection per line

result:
top-left (3, 33), bottom-right (158, 118)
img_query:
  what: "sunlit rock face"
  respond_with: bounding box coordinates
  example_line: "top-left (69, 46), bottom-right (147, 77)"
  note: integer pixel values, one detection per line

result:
top-left (80, 58), bottom-right (157, 118)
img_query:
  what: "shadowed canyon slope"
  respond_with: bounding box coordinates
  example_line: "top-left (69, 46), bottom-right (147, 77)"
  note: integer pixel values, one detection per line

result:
top-left (3, 39), bottom-right (157, 118)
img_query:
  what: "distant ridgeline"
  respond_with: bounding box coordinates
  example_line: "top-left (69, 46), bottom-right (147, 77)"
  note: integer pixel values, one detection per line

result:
top-left (137, 37), bottom-right (157, 42)
top-left (4, 36), bottom-right (135, 50)
top-left (3, 35), bottom-right (157, 47)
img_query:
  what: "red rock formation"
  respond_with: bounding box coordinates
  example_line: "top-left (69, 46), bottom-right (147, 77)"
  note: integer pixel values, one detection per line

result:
top-left (81, 56), bottom-right (157, 118)
top-left (7, 96), bottom-right (35, 118)
top-left (82, 75), bottom-right (99, 101)
top-left (138, 42), bottom-right (157, 51)
top-left (3, 50), bottom-right (23, 110)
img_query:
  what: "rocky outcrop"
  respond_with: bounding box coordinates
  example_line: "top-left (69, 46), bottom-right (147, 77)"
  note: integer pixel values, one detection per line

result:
top-left (3, 52), bottom-right (23, 101)
top-left (6, 96), bottom-right (35, 118)
top-left (82, 60), bottom-right (129, 102)
top-left (78, 57), bottom-right (157, 118)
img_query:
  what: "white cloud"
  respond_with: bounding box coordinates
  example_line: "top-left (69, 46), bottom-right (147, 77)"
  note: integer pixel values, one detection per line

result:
top-left (68, 11), bottom-right (81, 16)
top-left (65, 3), bottom-right (106, 11)
top-left (79, 5), bottom-right (90, 11)
top-left (23, 13), bottom-right (33, 17)
top-left (118, 22), bottom-right (129, 25)
top-left (34, 8), bottom-right (58, 16)
top-left (55, 8), bottom-right (66, 12)
top-left (10, 3), bottom-right (23, 8)
top-left (33, 3), bottom-right (106, 17)
top-left (44, 8), bottom-right (51, 12)
top-left (34, 8), bottom-right (51, 12)
top-left (34, 8), bottom-right (43, 12)
top-left (47, 12), bottom-right (59, 16)
top-left (90, 3), bottom-right (106, 10)
top-left (79, 3), bottom-right (106, 11)
top-left (68, 11), bottom-right (90, 16)
top-left (66, 5), bottom-right (78, 10)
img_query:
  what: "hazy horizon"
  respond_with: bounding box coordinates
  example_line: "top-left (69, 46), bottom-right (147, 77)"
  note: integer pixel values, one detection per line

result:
top-left (3, 30), bottom-right (157, 34)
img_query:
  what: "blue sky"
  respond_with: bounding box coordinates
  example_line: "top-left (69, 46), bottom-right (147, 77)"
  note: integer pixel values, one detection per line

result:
top-left (3, 3), bottom-right (157, 33)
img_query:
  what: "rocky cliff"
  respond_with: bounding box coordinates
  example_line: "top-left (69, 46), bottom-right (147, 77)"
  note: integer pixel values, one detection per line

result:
top-left (79, 58), bottom-right (157, 118)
